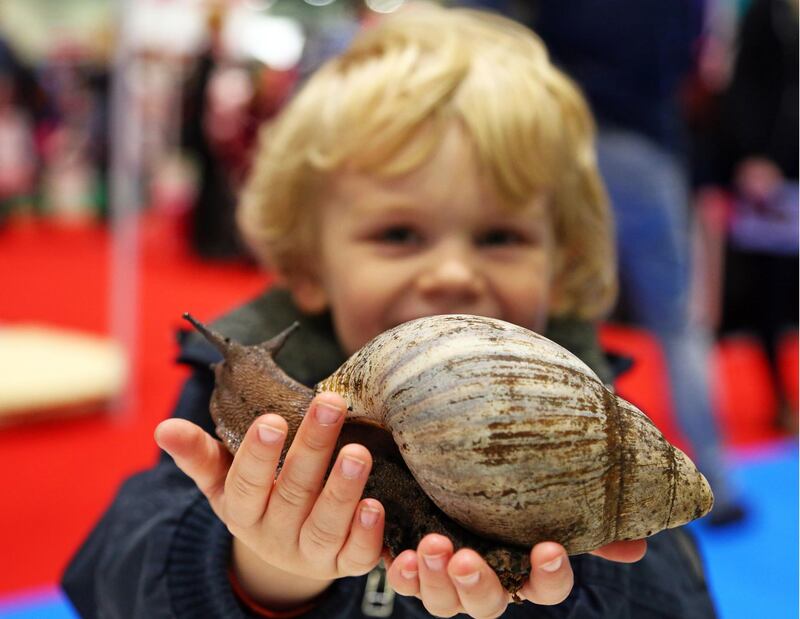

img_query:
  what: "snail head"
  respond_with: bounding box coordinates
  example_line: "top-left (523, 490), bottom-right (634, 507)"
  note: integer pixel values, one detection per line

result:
top-left (182, 313), bottom-right (311, 452)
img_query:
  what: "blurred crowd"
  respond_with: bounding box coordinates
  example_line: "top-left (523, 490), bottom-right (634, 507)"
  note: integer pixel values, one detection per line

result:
top-left (0, 0), bottom-right (796, 443)
top-left (0, 30), bottom-right (118, 221)
top-left (0, 4), bottom-right (301, 233)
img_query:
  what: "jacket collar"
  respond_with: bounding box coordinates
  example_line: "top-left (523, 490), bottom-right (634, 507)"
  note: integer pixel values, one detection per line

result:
top-left (178, 287), bottom-right (613, 386)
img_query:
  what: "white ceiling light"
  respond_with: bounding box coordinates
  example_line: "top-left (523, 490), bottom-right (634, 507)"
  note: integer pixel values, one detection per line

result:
top-left (225, 10), bottom-right (305, 70)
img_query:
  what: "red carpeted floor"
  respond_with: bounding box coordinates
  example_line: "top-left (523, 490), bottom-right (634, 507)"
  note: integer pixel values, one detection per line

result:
top-left (0, 214), bottom-right (271, 595)
top-left (0, 214), bottom-right (792, 598)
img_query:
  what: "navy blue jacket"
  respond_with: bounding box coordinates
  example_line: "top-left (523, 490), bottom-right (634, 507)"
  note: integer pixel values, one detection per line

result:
top-left (62, 289), bottom-right (717, 618)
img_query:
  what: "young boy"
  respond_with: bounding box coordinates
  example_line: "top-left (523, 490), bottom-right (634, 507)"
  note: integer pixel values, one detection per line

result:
top-left (62, 5), bottom-right (717, 618)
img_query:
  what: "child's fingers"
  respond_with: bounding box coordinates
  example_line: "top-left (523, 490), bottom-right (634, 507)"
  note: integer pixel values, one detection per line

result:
top-left (519, 542), bottom-right (573, 606)
top-left (336, 498), bottom-right (385, 576)
top-left (589, 539), bottom-right (647, 563)
top-left (154, 418), bottom-right (232, 515)
top-left (416, 534), bottom-right (461, 617)
top-left (223, 414), bottom-right (287, 529)
top-left (298, 443), bottom-right (373, 565)
top-left (265, 393), bottom-right (346, 536)
top-left (385, 550), bottom-right (420, 597)
top-left (446, 548), bottom-right (508, 619)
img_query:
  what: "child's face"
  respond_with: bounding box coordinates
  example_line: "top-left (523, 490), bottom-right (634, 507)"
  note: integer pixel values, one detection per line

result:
top-left (291, 125), bottom-right (559, 355)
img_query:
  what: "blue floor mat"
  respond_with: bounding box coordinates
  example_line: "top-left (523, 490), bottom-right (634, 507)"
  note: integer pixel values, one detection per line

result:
top-left (689, 439), bottom-right (798, 619)
top-left (0, 588), bottom-right (76, 619)
top-left (1, 440), bottom-right (796, 618)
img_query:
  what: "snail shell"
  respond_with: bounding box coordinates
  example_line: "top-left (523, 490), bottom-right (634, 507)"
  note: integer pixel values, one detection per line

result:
top-left (185, 313), bottom-right (713, 556)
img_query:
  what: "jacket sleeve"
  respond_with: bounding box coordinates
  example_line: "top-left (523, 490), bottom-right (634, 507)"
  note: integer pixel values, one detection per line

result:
top-left (60, 371), bottom-right (242, 618)
top-left (540, 530), bottom-right (717, 619)
top-left (61, 368), bottom-right (375, 619)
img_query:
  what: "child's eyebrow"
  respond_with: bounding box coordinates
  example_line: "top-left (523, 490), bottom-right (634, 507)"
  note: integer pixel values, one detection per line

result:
top-left (349, 196), bottom-right (421, 216)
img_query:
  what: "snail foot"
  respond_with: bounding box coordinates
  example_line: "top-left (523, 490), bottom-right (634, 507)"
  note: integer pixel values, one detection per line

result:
top-left (363, 451), bottom-right (531, 595)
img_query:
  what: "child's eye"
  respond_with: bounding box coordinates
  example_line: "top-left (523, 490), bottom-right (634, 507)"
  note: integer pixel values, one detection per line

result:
top-left (376, 226), bottom-right (421, 245)
top-left (476, 229), bottom-right (526, 247)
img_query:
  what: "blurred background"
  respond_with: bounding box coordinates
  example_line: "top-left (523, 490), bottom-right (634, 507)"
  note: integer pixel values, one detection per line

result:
top-left (0, 0), bottom-right (796, 617)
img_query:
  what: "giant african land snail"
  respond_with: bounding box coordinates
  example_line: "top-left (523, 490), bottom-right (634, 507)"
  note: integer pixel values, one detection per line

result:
top-left (185, 313), bottom-right (713, 593)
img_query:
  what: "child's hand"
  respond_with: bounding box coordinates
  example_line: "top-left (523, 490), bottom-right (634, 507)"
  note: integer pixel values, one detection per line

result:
top-left (155, 392), bottom-right (385, 608)
top-left (385, 534), bottom-right (647, 618)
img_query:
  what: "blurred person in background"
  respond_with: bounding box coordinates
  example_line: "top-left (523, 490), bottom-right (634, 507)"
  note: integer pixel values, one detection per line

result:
top-left (0, 73), bottom-right (36, 216)
top-left (36, 45), bottom-right (109, 221)
top-left (527, 0), bottom-right (747, 525)
top-left (181, 2), bottom-right (246, 259)
top-left (711, 0), bottom-right (799, 431)
top-left (181, 3), bottom-right (295, 260)
top-left (0, 36), bottom-right (38, 221)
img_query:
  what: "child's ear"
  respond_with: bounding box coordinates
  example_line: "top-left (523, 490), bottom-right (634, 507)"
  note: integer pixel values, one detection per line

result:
top-left (287, 273), bottom-right (329, 315)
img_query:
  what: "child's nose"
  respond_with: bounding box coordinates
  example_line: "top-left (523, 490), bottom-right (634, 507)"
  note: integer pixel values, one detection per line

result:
top-left (417, 252), bottom-right (485, 299)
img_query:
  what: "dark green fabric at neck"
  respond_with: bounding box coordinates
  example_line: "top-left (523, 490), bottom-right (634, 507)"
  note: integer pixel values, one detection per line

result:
top-left (204, 287), bottom-right (613, 387)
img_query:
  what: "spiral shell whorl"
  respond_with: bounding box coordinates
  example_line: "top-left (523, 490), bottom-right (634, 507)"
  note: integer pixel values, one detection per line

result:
top-left (316, 314), bottom-right (713, 553)
top-left (318, 316), bottom-right (605, 547)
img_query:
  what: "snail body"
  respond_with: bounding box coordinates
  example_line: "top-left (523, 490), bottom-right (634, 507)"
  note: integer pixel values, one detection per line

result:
top-left (185, 313), bottom-right (713, 558)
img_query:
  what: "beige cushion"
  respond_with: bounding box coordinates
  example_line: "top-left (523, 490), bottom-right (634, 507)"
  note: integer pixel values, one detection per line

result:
top-left (0, 324), bottom-right (128, 423)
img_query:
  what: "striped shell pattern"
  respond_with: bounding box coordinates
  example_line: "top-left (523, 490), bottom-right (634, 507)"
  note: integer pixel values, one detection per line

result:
top-left (316, 314), bottom-right (713, 554)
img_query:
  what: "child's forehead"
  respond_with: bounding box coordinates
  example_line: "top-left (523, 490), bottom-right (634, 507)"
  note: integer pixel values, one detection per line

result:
top-left (330, 127), bottom-right (481, 196)
top-left (324, 166), bottom-right (551, 225)
top-left (328, 123), bottom-right (549, 214)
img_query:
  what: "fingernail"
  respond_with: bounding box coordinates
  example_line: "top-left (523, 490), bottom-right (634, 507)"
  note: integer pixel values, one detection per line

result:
top-left (315, 402), bottom-right (343, 425)
top-left (540, 556), bottom-right (563, 573)
top-left (453, 571), bottom-right (480, 586)
top-left (359, 505), bottom-right (380, 528)
top-left (257, 423), bottom-right (285, 444)
top-left (422, 553), bottom-right (446, 571)
top-left (341, 455), bottom-right (365, 479)
top-left (401, 568), bottom-right (418, 580)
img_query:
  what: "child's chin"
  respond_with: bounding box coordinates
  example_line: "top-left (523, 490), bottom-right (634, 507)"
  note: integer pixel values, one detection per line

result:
top-left (391, 310), bottom-right (498, 328)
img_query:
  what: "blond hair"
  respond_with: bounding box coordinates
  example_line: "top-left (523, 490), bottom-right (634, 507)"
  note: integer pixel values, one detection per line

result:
top-left (238, 3), bottom-right (617, 320)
